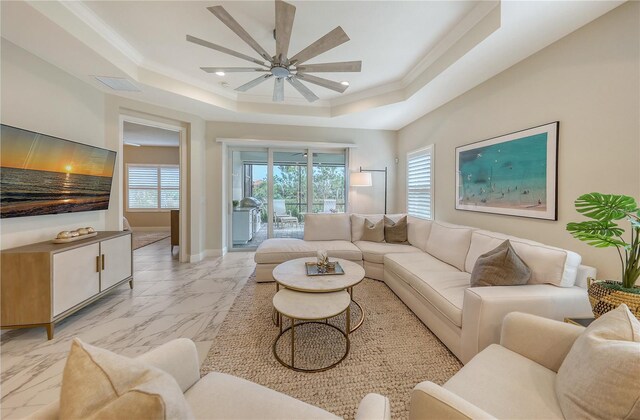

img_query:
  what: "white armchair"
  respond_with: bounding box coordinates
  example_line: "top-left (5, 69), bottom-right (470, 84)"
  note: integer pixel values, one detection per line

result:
top-left (409, 313), bottom-right (585, 420)
top-left (29, 339), bottom-right (390, 420)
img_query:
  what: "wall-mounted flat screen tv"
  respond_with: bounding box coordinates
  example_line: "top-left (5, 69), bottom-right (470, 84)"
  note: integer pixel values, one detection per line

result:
top-left (0, 124), bottom-right (117, 219)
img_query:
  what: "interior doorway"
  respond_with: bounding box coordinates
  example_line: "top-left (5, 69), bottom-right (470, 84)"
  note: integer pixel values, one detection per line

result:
top-left (120, 116), bottom-right (187, 262)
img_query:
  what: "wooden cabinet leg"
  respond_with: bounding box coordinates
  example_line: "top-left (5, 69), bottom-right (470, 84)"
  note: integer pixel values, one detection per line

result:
top-left (46, 323), bottom-right (54, 340)
top-left (129, 279), bottom-right (134, 289)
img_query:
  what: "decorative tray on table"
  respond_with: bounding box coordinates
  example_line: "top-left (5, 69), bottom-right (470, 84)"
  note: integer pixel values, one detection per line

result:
top-left (305, 261), bottom-right (345, 276)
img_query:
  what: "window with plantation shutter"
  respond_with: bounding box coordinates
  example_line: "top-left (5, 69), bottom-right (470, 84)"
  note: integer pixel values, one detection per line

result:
top-left (127, 164), bottom-right (179, 210)
top-left (407, 145), bottom-right (433, 220)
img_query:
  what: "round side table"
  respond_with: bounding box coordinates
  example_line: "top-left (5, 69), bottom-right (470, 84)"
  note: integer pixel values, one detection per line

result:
top-left (272, 288), bottom-right (351, 372)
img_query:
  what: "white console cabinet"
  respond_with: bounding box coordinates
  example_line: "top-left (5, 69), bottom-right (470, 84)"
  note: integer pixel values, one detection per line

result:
top-left (1, 231), bottom-right (133, 339)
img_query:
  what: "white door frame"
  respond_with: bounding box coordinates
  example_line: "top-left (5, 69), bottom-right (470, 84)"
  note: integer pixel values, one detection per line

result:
top-left (119, 115), bottom-right (188, 262)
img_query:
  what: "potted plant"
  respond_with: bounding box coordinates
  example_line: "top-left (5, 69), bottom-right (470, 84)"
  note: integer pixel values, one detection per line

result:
top-left (567, 193), bottom-right (640, 319)
top-left (232, 200), bottom-right (239, 209)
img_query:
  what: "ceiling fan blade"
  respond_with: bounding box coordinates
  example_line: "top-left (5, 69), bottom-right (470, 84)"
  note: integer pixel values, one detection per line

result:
top-left (273, 78), bottom-right (285, 102)
top-left (186, 35), bottom-right (268, 67)
top-left (207, 6), bottom-right (272, 63)
top-left (287, 77), bottom-right (319, 103)
top-left (295, 60), bottom-right (361, 73)
top-left (235, 74), bottom-right (273, 92)
top-left (275, 0), bottom-right (296, 64)
top-left (201, 67), bottom-right (269, 73)
top-left (289, 26), bottom-right (349, 65)
top-left (296, 73), bottom-right (347, 93)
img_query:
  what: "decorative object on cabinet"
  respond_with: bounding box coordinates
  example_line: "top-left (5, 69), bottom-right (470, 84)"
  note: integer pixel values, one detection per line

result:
top-left (455, 121), bottom-right (559, 220)
top-left (1, 231), bottom-right (133, 339)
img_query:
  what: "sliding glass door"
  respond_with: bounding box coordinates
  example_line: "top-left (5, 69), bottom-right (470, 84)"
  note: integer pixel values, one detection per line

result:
top-left (312, 152), bottom-right (346, 213)
top-left (229, 147), bottom-right (347, 250)
top-left (272, 151), bottom-right (307, 239)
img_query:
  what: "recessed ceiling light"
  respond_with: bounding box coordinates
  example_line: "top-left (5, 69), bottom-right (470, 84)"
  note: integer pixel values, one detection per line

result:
top-left (340, 81), bottom-right (350, 86)
top-left (215, 71), bottom-right (225, 77)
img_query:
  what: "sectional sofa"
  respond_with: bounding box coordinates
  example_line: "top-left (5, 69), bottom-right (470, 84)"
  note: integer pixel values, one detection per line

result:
top-left (254, 213), bottom-right (595, 363)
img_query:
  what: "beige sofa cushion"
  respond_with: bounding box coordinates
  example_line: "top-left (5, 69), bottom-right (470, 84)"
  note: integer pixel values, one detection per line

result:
top-left (444, 344), bottom-right (563, 419)
top-left (407, 216), bottom-right (432, 251)
top-left (384, 253), bottom-right (467, 327)
top-left (354, 241), bottom-right (421, 264)
top-left (255, 238), bottom-right (362, 264)
top-left (465, 230), bottom-right (581, 287)
top-left (556, 304), bottom-right (640, 420)
top-left (304, 213), bottom-right (351, 241)
top-left (361, 218), bottom-right (385, 242)
top-left (425, 222), bottom-right (474, 271)
top-left (351, 213), bottom-right (405, 241)
top-left (60, 338), bottom-right (193, 420)
top-left (185, 372), bottom-right (339, 419)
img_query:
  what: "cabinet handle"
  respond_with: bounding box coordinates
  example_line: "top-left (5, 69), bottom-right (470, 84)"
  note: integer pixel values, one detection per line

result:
top-left (96, 255), bottom-right (101, 273)
top-left (102, 254), bottom-right (105, 270)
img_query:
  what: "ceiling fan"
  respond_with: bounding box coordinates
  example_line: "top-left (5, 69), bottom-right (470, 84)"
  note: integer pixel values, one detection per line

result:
top-left (186, 0), bottom-right (362, 103)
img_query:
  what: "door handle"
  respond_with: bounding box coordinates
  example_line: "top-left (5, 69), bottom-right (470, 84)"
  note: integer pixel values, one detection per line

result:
top-left (96, 255), bottom-right (101, 273)
top-left (102, 254), bottom-right (105, 270)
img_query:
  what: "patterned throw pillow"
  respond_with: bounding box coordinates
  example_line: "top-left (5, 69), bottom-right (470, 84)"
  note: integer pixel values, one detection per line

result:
top-left (469, 240), bottom-right (531, 287)
top-left (384, 215), bottom-right (408, 244)
top-left (360, 218), bottom-right (385, 242)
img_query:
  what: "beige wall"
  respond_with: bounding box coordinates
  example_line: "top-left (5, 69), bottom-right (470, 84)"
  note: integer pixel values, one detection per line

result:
top-left (123, 145), bottom-right (179, 228)
top-left (0, 40), bottom-right (112, 249)
top-left (205, 122), bottom-right (398, 253)
top-left (396, 2), bottom-right (639, 280)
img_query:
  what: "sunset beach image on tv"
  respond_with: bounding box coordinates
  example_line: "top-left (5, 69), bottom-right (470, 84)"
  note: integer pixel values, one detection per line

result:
top-left (0, 125), bottom-right (117, 219)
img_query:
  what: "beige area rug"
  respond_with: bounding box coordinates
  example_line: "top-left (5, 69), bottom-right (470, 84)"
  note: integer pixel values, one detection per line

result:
top-left (131, 230), bottom-right (170, 250)
top-left (201, 275), bottom-right (462, 419)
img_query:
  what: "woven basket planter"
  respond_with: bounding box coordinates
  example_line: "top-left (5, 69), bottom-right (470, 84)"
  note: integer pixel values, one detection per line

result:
top-left (588, 279), bottom-right (640, 319)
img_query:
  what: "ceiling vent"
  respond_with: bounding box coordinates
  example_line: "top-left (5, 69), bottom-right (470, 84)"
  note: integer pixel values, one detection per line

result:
top-left (94, 76), bottom-right (140, 92)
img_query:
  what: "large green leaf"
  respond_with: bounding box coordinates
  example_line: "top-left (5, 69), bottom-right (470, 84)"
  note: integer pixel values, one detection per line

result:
top-left (574, 193), bottom-right (638, 221)
top-left (566, 221), bottom-right (624, 237)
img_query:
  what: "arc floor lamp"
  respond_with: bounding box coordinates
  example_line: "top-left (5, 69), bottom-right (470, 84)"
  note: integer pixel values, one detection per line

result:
top-left (350, 166), bottom-right (388, 214)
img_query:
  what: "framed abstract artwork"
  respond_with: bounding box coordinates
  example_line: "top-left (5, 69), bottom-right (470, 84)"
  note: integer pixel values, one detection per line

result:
top-left (455, 122), bottom-right (559, 220)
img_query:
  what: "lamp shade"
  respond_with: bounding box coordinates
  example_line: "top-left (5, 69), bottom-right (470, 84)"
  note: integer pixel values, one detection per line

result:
top-left (350, 172), bottom-right (372, 187)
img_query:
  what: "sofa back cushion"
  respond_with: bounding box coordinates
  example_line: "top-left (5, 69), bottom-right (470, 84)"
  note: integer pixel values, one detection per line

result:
top-left (425, 222), bottom-right (474, 271)
top-left (407, 216), bottom-right (432, 251)
top-left (304, 213), bottom-right (351, 241)
top-left (465, 230), bottom-right (581, 287)
top-left (350, 214), bottom-right (405, 242)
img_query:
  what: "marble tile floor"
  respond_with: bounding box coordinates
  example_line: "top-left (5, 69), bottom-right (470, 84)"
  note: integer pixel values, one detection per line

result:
top-left (0, 238), bottom-right (255, 418)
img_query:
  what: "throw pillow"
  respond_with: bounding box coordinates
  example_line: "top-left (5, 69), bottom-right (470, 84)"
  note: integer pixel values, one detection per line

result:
top-left (361, 218), bottom-right (385, 242)
top-left (384, 215), bottom-right (408, 243)
top-left (469, 240), bottom-right (531, 287)
top-left (60, 338), bottom-right (194, 420)
top-left (556, 304), bottom-right (640, 420)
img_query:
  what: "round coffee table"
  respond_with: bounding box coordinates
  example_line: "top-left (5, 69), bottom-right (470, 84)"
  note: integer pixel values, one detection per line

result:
top-left (272, 257), bottom-right (365, 332)
top-left (272, 289), bottom-right (351, 372)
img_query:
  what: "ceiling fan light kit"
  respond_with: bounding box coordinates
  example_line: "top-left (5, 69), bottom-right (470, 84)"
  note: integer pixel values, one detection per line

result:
top-left (187, 0), bottom-right (362, 103)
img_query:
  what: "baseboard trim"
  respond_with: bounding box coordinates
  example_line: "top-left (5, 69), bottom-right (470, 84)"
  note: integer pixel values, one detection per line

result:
top-left (189, 248), bottom-right (227, 263)
top-left (131, 227), bottom-right (170, 232)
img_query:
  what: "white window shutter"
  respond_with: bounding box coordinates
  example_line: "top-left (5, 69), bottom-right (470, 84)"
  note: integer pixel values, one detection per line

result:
top-left (127, 165), bottom-right (179, 210)
top-left (407, 146), bottom-right (433, 220)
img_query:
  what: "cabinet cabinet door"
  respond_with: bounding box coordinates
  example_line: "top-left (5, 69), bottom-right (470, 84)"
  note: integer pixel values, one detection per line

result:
top-left (100, 235), bottom-right (132, 290)
top-left (53, 244), bottom-right (100, 317)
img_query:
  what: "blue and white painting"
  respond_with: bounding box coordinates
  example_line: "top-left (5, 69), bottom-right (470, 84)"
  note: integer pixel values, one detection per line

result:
top-left (456, 122), bottom-right (558, 220)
